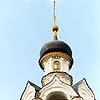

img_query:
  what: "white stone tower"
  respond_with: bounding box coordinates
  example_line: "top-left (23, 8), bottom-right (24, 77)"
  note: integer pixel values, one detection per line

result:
top-left (20, 1), bottom-right (95, 100)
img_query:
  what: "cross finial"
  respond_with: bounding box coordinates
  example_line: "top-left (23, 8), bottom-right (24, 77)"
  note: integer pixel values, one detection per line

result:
top-left (52, 0), bottom-right (59, 40)
top-left (54, 0), bottom-right (56, 25)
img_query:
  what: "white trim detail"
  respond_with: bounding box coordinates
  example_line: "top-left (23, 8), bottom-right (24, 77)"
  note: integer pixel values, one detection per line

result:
top-left (40, 76), bottom-right (78, 100)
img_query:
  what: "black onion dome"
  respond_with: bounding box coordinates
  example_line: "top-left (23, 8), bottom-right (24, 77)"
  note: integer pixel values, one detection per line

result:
top-left (40, 40), bottom-right (72, 58)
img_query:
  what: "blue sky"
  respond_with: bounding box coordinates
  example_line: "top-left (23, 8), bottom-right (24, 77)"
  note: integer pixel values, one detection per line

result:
top-left (0, 0), bottom-right (99, 100)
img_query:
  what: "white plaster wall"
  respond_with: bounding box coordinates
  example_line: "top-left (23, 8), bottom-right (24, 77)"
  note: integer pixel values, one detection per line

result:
top-left (44, 57), bottom-right (53, 75)
top-left (43, 57), bottom-right (70, 75)
top-left (78, 79), bottom-right (95, 100)
top-left (60, 57), bottom-right (70, 72)
top-left (40, 77), bottom-right (78, 100)
top-left (21, 83), bottom-right (35, 100)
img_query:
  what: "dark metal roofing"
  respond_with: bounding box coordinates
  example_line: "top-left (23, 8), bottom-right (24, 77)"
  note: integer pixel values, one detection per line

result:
top-left (40, 40), bottom-right (72, 58)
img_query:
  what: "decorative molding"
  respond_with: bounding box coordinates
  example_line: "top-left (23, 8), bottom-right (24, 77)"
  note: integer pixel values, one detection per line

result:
top-left (40, 52), bottom-right (72, 62)
top-left (20, 81), bottom-right (41, 100)
top-left (41, 72), bottom-right (73, 86)
top-left (73, 78), bottom-right (95, 100)
top-left (39, 52), bottom-right (73, 69)
top-left (40, 76), bottom-right (78, 100)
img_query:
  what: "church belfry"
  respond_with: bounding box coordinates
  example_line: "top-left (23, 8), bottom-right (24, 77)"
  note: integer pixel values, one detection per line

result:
top-left (20, 1), bottom-right (95, 100)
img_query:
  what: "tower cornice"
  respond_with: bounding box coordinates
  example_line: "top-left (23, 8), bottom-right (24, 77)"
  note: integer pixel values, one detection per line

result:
top-left (39, 51), bottom-right (73, 70)
top-left (41, 72), bottom-right (73, 86)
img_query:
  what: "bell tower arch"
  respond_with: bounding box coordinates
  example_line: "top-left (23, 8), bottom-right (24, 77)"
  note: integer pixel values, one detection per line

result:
top-left (46, 91), bottom-right (68, 100)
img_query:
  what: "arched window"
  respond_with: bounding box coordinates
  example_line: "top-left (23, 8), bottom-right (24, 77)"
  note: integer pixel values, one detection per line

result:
top-left (46, 91), bottom-right (68, 100)
top-left (52, 60), bottom-right (61, 71)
